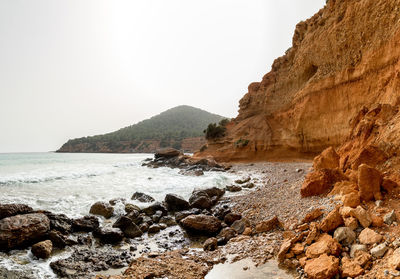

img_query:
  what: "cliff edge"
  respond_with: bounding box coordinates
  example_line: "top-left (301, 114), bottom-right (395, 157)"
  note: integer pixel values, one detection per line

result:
top-left (196, 0), bottom-right (400, 162)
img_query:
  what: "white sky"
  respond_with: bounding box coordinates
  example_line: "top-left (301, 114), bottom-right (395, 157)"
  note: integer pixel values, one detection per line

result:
top-left (0, 0), bottom-right (325, 152)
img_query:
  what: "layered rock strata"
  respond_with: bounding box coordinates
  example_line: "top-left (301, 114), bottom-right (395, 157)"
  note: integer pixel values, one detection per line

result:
top-left (197, 0), bottom-right (400, 162)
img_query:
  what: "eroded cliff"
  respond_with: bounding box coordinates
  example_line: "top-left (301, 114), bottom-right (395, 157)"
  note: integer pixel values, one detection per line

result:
top-left (197, 0), bottom-right (400, 162)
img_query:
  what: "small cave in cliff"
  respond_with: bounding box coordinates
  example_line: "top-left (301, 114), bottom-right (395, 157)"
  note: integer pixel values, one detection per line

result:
top-left (303, 64), bottom-right (318, 83)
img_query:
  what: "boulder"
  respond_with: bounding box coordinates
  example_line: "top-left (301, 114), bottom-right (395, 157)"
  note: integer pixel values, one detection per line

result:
top-left (389, 248), bottom-right (400, 270)
top-left (350, 244), bottom-right (367, 258)
top-left (234, 177), bottom-right (251, 184)
top-left (231, 218), bottom-right (250, 234)
top-left (278, 239), bottom-right (293, 263)
top-left (225, 185), bottom-right (242, 192)
top-left (89, 202), bottom-right (114, 219)
top-left (180, 214), bottom-right (222, 235)
top-left (242, 183), bottom-right (255, 189)
top-left (44, 212), bottom-right (72, 234)
top-left (164, 194), bottom-right (190, 211)
top-left (343, 217), bottom-right (358, 231)
top-left (305, 222), bottom-right (320, 245)
top-left (371, 213), bottom-right (384, 227)
top-left (125, 204), bottom-right (141, 213)
top-left (350, 206), bottom-right (371, 228)
top-left (189, 191), bottom-right (212, 210)
top-left (384, 210), bottom-right (396, 225)
top-left (292, 243), bottom-right (304, 255)
top-left (154, 148), bottom-right (181, 159)
top-left (93, 227), bottom-right (124, 244)
top-left (370, 243), bottom-right (388, 258)
top-left (0, 213), bottom-right (50, 250)
top-left (341, 192), bottom-right (360, 208)
top-left (358, 228), bottom-right (382, 245)
top-left (333, 227), bottom-right (356, 246)
top-left (304, 254), bottom-right (340, 279)
top-left (302, 208), bottom-right (324, 223)
top-left (148, 224), bottom-right (162, 233)
top-left (201, 187), bottom-right (225, 199)
top-left (142, 202), bottom-right (167, 216)
top-left (47, 230), bottom-right (68, 248)
top-left (320, 207), bottom-right (343, 233)
top-left (0, 204), bottom-right (33, 219)
top-left (159, 216), bottom-right (177, 226)
top-left (341, 257), bottom-right (364, 278)
top-left (112, 216), bottom-right (143, 238)
top-left (131, 192), bottom-right (155, 203)
top-left (354, 250), bottom-right (371, 267)
top-left (330, 181), bottom-right (358, 196)
top-left (72, 216), bottom-right (99, 232)
top-left (217, 227), bottom-right (236, 243)
top-left (224, 213), bottom-right (242, 226)
top-left (357, 164), bottom-right (382, 201)
top-left (203, 237), bottom-right (218, 251)
top-left (31, 240), bottom-right (52, 259)
top-left (313, 147), bottom-right (340, 170)
top-left (301, 169), bottom-right (346, 197)
top-left (305, 234), bottom-right (341, 259)
top-left (255, 216), bottom-right (281, 233)
top-left (152, 211), bottom-right (163, 223)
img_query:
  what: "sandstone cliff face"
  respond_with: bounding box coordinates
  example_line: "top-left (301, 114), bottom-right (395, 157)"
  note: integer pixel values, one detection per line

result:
top-left (197, 0), bottom-right (400, 162)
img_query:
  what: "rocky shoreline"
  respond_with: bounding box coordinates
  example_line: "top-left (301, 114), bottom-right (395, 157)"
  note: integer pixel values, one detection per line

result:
top-left (98, 149), bottom-right (400, 279)
top-left (3, 147), bottom-right (399, 278)
top-left (0, 149), bottom-right (261, 278)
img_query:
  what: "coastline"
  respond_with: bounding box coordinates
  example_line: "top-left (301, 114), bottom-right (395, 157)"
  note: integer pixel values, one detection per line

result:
top-left (95, 161), bottom-right (337, 279)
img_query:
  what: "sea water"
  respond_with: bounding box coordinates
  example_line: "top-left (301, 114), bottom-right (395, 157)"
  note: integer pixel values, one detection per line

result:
top-left (0, 152), bottom-right (241, 278)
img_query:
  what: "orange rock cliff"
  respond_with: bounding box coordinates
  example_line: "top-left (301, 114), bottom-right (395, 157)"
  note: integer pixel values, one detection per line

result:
top-left (196, 0), bottom-right (400, 163)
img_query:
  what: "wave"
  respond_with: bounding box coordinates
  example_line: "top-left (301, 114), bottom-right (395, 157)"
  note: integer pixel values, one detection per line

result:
top-left (0, 168), bottom-right (117, 186)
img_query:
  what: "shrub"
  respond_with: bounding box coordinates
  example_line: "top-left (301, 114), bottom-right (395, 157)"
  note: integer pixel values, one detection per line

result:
top-left (203, 118), bottom-right (230, 140)
top-left (235, 138), bottom-right (249, 148)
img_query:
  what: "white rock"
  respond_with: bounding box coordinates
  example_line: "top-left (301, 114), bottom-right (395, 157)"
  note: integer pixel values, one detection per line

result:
top-left (384, 210), bottom-right (396, 225)
top-left (371, 243), bottom-right (388, 258)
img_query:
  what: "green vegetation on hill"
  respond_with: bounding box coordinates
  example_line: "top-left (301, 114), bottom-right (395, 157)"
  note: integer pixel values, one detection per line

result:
top-left (58, 105), bottom-right (226, 152)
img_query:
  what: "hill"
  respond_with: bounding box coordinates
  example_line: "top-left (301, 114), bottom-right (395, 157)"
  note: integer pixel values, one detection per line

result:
top-left (57, 105), bottom-right (226, 153)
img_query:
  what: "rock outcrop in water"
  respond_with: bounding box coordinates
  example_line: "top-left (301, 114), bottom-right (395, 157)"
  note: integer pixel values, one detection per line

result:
top-left (196, 0), bottom-right (400, 162)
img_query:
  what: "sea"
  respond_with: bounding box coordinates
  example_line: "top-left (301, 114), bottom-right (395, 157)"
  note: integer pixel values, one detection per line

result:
top-left (0, 152), bottom-right (241, 278)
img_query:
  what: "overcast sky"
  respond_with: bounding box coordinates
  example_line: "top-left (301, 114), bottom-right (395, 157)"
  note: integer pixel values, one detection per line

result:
top-left (0, 0), bottom-right (325, 152)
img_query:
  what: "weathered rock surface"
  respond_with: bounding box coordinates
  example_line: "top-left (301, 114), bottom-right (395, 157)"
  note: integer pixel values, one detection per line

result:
top-left (72, 216), bottom-right (99, 232)
top-left (320, 207), bottom-right (343, 233)
top-left (93, 227), bottom-right (124, 244)
top-left (305, 234), bottom-right (341, 259)
top-left (31, 240), bottom-right (52, 259)
top-left (357, 164), bottom-right (382, 201)
top-left (0, 213), bottom-right (50, 250)
top-left (155, 148), bottom-right (182, 159)
top-left (358, 228), bottom-right (382, 245)
top-left (50, 247), bottom-right (131, 278)
top-left (341, 257), bottom-right (364, 278)
top-left (113, 216), bottom-right (143, 238)
top-left (203, 237), bottom-right (218, 251)
top-left (89, 202), bottom-right (114, 219)
top-left (164, 194), bottom-right (190, 211)
top-left (0, 204), bottom-right (33, 220)
top-left (333, 227), bottom-right (356, 246)
top-left (131, 192), bottom-right (155, 203)
top-left (195, 0), bottom-right (400, 163)
top-left (255, 216), bottom-right (281, 233)
top-left (304, 254), bottom-right (339, 279)
top-left (180, 214), bottom-right (222, 235)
